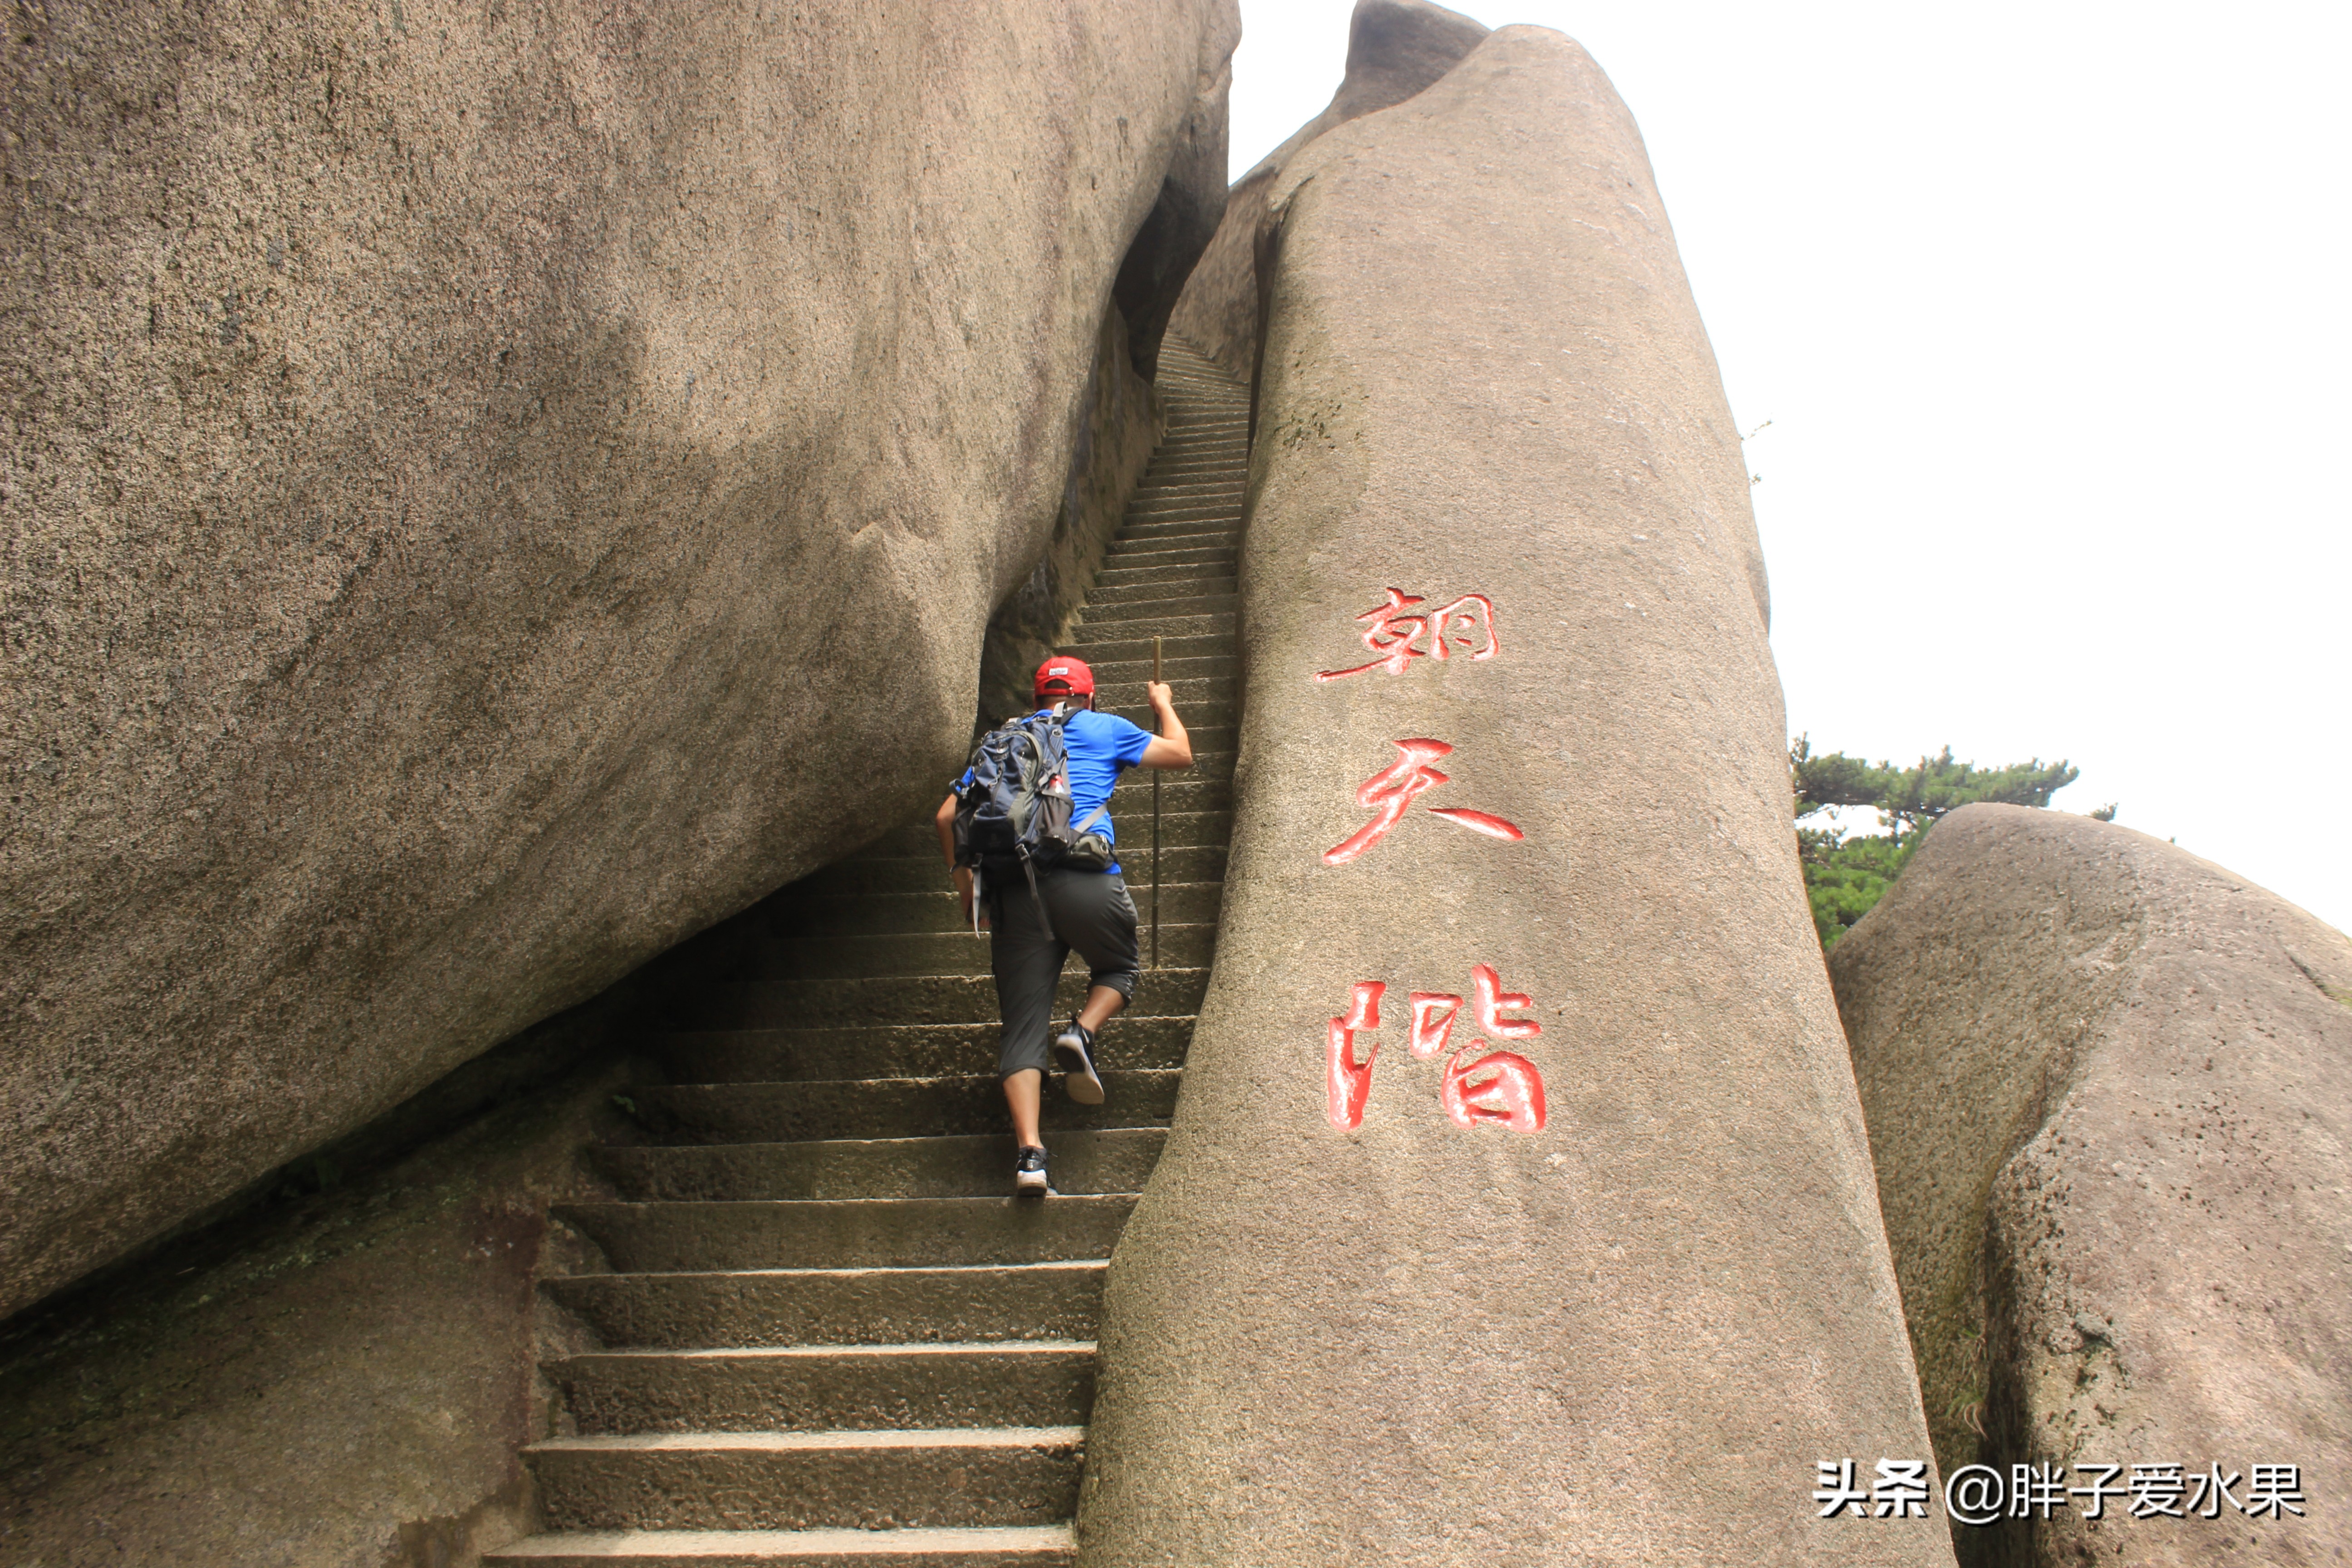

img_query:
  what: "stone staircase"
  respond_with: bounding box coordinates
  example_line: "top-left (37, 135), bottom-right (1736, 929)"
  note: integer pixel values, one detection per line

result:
top-left (488, 339), bottom-right (1249, 1566)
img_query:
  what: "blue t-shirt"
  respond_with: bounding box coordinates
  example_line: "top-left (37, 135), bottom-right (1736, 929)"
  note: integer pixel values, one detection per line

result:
top-left (965, 707), bottom-right (1153, 874)
top-left (1056, 708), bottom-right (1153, 869)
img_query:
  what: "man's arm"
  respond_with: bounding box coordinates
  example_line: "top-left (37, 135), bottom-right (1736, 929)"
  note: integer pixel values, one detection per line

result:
top-left (937, 792), bottom-right (983, 928)
top-left (935, 791), bottom-right (960, 866)
top-left (1139, 681), bottom-right (1192, 769)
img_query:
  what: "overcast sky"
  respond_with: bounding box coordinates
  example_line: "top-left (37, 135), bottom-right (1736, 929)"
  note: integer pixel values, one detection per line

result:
top-left (1227, 0), bottom-right (2352, 933)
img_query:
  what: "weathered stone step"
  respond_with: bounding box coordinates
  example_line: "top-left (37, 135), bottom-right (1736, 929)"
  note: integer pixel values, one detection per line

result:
top-left (628, 1071), bottom-right (1181, 1144)
top-left (1095, 691), bottom-right (1238, 727)
top-left (487, 1524), bottom-right (1076, 1566)
top-left (1075, 595), bottom-right (1236, 627)
top-left (652, 1020), bottom-right (1193, 1084)
top-left (549, 1342), bottom-right (1096, 1435)
top-left (1121, 500), bottom-right (1242, 524)
top-left (1085, 581), bottom-right (1236, 611)
top-left (1124, 496), bottom-right (1251, 514)
top-left (528, 1427), bottom-right (1083, 1533)
top-left (1094, 541), bottom-right (1235, 571)
top-left (737, 921), bottom-right (1211, 979)
top-left (1050, 630), bottom-right (1227, 665)
top-left (796, 840), bottom-right (1226, 895)
top-left (1145, 453), bottom-right (1247, 470)
top-left (1098, 534), bottom-right (1237, 561)
top-left (595, 1128), bottom-right (1170, 1201)
top-left (1105, 526), bottom-right (1251, 552)
top-left (1082, 652), bottom-right (1235, 685)
top-left (1091, 559), bottom-right (1235, 588)
top-left (672, 968), bottom-right (1208, 1030)
top-left (559, 1196), bottom-right (1140, 1273)
top-left (765, 880), bottom-right (1223, 936)
top-left (1125, 480), bottom-right (1243, 501)
top-left (1063, 617), bottom-right (1236, 653)
top-left (544, 1261), bottom-right (1107, 1351)
top-left (1100, 697), bottom-right (1236, 731)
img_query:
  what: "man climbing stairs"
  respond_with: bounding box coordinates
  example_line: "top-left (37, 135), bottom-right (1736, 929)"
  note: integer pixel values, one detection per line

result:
top-left (487, 339), bottom-right (1248, 1565)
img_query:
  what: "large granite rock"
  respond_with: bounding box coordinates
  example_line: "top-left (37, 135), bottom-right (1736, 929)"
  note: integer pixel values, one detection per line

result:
top-left (1832, 804), bottom-right (2351, 1566)
top-left (0, 0), bottom-right (1236, 1319)
top-left (0, 1000), bottom-right (641, 1567)
top-left (1167, 0), bottom-right (1487, 382)
top-left (1078, 29), bottom-right (1945, 1566)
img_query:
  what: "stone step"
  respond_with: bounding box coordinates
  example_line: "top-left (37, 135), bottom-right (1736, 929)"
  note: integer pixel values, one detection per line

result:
top-left (1080, 651), bottom-right (1235, 683)
top-left (594, 1128), bottom-right (1170, 1201)
top-left (1068, 612), bottom-right (1235, 647)
top-left (487, 1524), bottom-right (1076, 1567)
top-left (670, 968), bottom-right (1208, 1030)
top-left (627, 1071), bottom-right (1181, 1144)
top-left (1093, 542), bottom-right (1235, 571)
top-left (1123, 486), bottom-right (1243, 508)
top-left (1121, 501), bottom-right (1242, 525)
top-left (1090, 559), bottom-right (1236, 588)
top-left (735, 922), bottom-right (1211, 979)
top-left (1077, 594), bottom-right (1242, 625)
top-left (1130, 465), bottom-right (1242, 480)
top-left (1124, 510), bottom-right (1251, 534)
top-left (1145, 455), bottom-right (1247, 472)
top-left (1084, 582), bottom-right (1235, 611)
top-left (1051, 630), bottom-right (1229, 665)
top-left (548, 1342), bottom-right (1096, 1435)
top-left (543, 1261), bottom-right (1107, 1351)
top-left (1098, 525), bottom-right (1240, 551)
top-left (527, 1427), bottom-right (1083, 1533)
top-left (1099, 697), bottom-right (1235, 731)
top-left (558, 1196), bottom-right (1140, 1273)
top-left (652, 1019), bottom-right (1193, 1084)
top-left (763, 880), bottom-right (1223, 936)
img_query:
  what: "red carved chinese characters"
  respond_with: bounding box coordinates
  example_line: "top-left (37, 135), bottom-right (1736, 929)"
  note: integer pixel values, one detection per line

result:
top-left (1407, 992), bottom-right (1462, 1059)
top-left (1316, 589), bottom-right (1500, 681)
top-left (1323, 739), bottom-right (1523, 865)
top-left (1327, 968), bottom-right (1546, 1134)
top-left (1471, 963), bottom-right (1540, 1039)
top-left (1442, 1049), bottom-right (1547, 1133)
top-left (1327, 981), bottom-right (1385, 1131)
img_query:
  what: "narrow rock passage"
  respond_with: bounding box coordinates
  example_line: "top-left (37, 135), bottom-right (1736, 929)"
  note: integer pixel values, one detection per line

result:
top-left (489, 340), bottom-right (1249, 1567)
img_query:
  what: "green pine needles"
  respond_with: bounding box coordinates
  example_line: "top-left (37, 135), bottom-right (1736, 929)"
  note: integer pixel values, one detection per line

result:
top-left (1791, 735), bottom-right (2084, 947)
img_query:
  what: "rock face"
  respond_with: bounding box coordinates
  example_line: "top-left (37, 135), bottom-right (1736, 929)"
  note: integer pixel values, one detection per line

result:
top-left (0, 0), bottom-right (1237, 1320)
top-left (1078, 29), bottom-right (1946, 1567)
top-left (0, 1001), bottom-right (642, 1568)
top-left (1831, 805), bottom-right (2352, 1567)
top-left (1167, 0), bottom-right (1488, 382)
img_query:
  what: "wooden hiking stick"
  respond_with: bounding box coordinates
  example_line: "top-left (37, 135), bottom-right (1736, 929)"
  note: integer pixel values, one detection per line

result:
top-left (1152, 635), bottom-right (1163, 970)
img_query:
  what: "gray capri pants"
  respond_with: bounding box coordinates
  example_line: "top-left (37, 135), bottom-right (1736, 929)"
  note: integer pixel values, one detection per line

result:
top-left (989, 867), bottom-right (1141, 1078)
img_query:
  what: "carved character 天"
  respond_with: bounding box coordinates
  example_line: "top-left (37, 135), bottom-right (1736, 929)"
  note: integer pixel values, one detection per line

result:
top-left (1323, 738), bottom-right (1524, 866)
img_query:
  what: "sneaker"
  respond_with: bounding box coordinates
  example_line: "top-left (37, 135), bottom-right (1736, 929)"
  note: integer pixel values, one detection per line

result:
top-left (1014, 1145), bottom-right (1051, 1195)
top-left (1053, 1021), bottom-right (1105, 1105)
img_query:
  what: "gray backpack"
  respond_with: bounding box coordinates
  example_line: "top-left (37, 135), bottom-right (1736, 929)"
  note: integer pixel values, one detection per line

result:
top-left (951, 706), bottom-right (1114, 926)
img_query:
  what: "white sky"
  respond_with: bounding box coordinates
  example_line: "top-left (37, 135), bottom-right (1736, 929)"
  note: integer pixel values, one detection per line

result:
top-left (1229, 1), bottom-right (2352, 934)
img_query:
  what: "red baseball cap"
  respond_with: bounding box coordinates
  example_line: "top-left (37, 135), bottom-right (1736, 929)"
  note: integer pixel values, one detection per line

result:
top-left (1034, 657), bottom-right (1095, 698)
